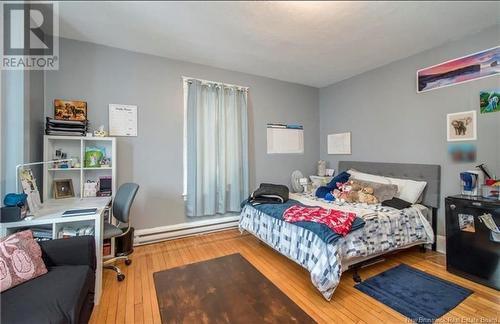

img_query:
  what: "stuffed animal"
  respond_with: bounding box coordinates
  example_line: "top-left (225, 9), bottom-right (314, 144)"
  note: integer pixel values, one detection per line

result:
top-left (332, 181), bottom-right (361, 203)
top-left (358, 187), bottom-right (378, 204)
top-left (333, 181), bottom-right (379, 204)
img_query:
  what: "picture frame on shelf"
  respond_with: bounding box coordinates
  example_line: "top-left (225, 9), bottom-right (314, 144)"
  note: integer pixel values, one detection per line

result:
top-left (54, 99), bottom-right (87, 121)
top-left (53, 179), bottom-right (75, 199)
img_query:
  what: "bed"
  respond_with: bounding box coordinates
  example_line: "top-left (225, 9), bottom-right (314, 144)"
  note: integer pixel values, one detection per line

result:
top-left (239, 161), bottom-right (441, 300)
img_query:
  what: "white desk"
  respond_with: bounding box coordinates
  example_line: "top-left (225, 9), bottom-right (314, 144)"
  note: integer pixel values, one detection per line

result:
top-left (0, 197), bottom-right (111, 304)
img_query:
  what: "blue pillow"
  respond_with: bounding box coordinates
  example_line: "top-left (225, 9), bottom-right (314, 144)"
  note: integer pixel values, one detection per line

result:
top-left (315, 186), bottom-right (331, 199)
top-left (315, 171), bottom-right (351, 198)
top-left (326, 171), bottom-right (351, 188)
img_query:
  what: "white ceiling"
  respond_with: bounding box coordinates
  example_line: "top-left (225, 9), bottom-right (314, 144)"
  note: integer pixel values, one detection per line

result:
top-left (57, 1), bottom-right (500, 87)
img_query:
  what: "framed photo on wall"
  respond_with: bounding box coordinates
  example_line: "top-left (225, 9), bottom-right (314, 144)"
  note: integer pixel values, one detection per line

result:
top-left (417, 46), bottom-right (500, 93)
top-left (446, 110), bottom-right (477, 142)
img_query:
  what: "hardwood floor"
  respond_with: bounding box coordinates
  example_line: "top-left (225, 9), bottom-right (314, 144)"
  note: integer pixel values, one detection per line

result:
top-left (90, 229), bottom-right (500, 324)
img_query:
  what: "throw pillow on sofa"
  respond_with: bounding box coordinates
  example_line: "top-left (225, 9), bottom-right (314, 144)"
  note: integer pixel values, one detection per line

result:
top-left (0, 230), bottom-right (48, 292)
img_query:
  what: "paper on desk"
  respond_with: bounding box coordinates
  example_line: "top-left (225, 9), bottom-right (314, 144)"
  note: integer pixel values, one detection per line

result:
top-left (478, 214), bottom-right (500, 243)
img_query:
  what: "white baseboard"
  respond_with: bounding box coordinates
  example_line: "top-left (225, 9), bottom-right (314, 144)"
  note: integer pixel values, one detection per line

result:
top-left (134, 216), bottom-right (240, 245)
top-left (436, 235), bottom-right (446, 254)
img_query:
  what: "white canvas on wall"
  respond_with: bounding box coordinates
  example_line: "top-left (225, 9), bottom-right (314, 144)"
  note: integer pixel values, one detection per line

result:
top-left (267, 127), bottom-right (304, 154)
top-left (109, 104), bottom-right (138, 136)
top-left (328, 132), bottom-right (351, 154)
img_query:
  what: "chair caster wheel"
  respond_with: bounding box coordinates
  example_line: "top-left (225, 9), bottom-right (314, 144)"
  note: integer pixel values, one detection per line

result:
top-left (117, 273), bottom-right (125, 281)
top-left (125, 259), bottom-right (132, 266)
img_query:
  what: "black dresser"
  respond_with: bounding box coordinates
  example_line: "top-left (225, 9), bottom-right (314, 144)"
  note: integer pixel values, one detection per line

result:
top-left (445, 195), bottom-right (499, 290)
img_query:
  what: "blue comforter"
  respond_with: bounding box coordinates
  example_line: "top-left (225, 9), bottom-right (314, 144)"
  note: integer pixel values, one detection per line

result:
top-left (251, 199), bottom-right (365, 244)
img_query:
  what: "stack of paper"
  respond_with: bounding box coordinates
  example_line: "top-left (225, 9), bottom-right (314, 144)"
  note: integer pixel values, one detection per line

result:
top-left (45, 117), bottom-right (87, 136)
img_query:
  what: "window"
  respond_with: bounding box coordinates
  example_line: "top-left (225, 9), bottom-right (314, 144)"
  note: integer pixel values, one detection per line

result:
top-left (183, 77), bottom-right (249, 217)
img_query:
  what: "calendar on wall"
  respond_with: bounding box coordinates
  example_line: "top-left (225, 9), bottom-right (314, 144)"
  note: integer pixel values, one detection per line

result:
top-left (109, 104), bottom-right (138, 136)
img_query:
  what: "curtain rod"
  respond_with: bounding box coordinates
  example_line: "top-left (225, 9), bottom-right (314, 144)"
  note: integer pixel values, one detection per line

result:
top-left (182, 76), bottom-right (249, 90)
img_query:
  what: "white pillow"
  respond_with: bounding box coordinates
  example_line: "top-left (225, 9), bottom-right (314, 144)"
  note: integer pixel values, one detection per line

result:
top-left (387, 177), bottom-right (427, 204)
top-left (348, 169), bottom-right (426, 204)
top-left (348, 169), bottom-right (390, 185)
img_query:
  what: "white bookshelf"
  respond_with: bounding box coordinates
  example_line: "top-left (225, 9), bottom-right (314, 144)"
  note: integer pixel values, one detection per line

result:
top-left (43, 135), bottom-right (117, 201)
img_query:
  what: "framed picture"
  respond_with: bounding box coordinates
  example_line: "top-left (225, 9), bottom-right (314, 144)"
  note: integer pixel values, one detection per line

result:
top-left (53, 179), bottom-right (75, 199)
top-left (447, 110), bottom-right (477, 142)
top-left (480, 89), bottom-right (500, 114)
top-left (327, 132), bottom-right (351, 154)
top-left (417, 46), bottom-right (500, 93)
top-left (54, 99), bottom-right (87, 121)
top-left (448, 143), bottom-right (477, 163)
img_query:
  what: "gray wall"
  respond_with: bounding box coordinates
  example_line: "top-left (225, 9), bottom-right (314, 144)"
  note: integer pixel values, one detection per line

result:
top-left (319, 25), bottom-right (500, 235)
top-left (45, 38), bottom-right (319, 230)
top-left (26, 71), bottom-right (45, 194)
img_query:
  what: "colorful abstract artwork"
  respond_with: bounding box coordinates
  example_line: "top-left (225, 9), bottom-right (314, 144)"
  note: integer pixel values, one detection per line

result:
top-left (480, 89), bottom-right (500, 114)
top-left (417, 46), bottom-right (500, 93)
top-left (448, 143), bottom-right (477, 163)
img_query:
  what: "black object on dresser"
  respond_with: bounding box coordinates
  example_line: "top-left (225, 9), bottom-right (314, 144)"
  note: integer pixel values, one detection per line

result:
top-left (445, 195), bottom-right (499, 290)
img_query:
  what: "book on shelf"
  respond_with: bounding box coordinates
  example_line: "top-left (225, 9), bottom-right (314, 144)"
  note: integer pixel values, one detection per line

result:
top-left (57, 225), bottom-right (94, 239)
top-left (30, 227), bottom-right (53, 241)
top-left (103, 242), bottom-right (112, 255)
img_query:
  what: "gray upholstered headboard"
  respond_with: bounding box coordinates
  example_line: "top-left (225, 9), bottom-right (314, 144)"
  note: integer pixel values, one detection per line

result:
top-left (338, 161), bottom-right (441, 209)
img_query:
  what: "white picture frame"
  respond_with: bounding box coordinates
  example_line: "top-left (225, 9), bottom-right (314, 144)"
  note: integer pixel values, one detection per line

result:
top-left (446, 110), bottom-right (477, 142)
top-left (327, 132), bottom-right (351, 154)
top-left (266, 127), bottom-right (304, 154)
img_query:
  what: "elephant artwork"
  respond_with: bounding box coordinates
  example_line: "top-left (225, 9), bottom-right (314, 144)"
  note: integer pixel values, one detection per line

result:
top-left (451, 117), bottom-right (471, 135)
top-left (447, 110), bottom-right (477, 141)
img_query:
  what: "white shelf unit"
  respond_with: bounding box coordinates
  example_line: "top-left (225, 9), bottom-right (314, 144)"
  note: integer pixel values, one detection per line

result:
top-left (43, 136), bottom-right (117, 201)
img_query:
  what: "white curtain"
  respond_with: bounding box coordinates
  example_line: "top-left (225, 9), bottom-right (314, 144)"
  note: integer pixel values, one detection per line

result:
top-left (185, 79), bottom-right (249, 217)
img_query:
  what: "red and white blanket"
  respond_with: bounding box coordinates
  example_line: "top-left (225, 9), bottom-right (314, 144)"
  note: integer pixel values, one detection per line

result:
top-left (283, 205), bottom-right (357, 236)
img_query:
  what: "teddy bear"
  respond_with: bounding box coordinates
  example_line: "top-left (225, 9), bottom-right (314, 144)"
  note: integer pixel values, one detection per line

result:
top-left (357, 187), bottom-right (378, 204)
top-left (332, 181), bottom-right (362, 203)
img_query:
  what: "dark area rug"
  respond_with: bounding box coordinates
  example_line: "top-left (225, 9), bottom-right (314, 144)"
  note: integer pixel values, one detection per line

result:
top-left (355, 263), bottom-right (473, 323)
top-left (153, 253), bottom-right (315, 324)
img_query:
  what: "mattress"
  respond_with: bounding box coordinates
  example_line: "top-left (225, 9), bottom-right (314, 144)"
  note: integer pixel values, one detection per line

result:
top-left (238, 193), bottom-right (434, 300)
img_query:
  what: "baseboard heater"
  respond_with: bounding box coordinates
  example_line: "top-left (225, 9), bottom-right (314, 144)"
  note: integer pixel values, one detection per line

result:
top-left (134, 216), bottom-right (240, 246)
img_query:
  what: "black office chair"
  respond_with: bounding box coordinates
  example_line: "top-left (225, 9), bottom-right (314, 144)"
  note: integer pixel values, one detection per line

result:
top-left (103, 183), bottom-right (139, 281)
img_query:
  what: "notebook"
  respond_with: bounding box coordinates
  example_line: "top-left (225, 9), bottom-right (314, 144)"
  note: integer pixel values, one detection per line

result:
top-left (62, 208), bottom-right (98, 217)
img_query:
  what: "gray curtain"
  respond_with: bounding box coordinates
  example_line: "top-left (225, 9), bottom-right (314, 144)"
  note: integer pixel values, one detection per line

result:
top-left (186, 80), bottom-right (249, 217)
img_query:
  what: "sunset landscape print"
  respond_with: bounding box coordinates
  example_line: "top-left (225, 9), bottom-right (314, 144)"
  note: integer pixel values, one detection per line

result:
top-left (417, 46), bottom-right (500, 92)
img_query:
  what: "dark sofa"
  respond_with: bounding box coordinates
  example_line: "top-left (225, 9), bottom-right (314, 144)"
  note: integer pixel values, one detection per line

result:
top-left (1, 236), bottom-right (96, 324)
